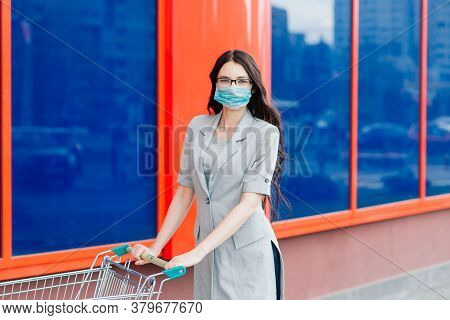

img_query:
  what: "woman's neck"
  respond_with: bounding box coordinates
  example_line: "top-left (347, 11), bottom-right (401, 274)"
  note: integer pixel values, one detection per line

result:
top-left (218, 107), bottom-right (246, 131)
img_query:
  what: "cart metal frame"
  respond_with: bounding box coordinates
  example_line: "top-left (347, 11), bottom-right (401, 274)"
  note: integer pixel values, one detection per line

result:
top-left (0, 245), bottom-right (186, 300)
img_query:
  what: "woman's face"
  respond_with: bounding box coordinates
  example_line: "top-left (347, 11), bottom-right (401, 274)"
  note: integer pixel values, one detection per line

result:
top-left (216, 61), bottom-right (253, 110)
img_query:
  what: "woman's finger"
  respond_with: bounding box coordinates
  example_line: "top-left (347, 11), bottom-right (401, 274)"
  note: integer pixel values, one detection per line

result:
top-left (135, 247), bottom-right (146, 260)
top-left (132, 244), bottom-right (147, 260)
top-left (147, 248), bottom-right (158, 258)
top-left (135, 250), bottom-right (157, 265)
top-left (130, 244), bottom-right (142, 258)
top-left (135, 259), bottom-right (149, 266)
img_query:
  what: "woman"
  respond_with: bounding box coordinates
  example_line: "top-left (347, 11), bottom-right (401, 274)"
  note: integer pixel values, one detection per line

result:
top-left (131, 49), bottom-right (288, 300)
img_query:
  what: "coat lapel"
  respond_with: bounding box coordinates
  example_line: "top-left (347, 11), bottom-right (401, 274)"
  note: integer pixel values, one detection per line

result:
top-left (193, 112), bottom-right (221, 196)
top-left (208, 108), bottom-right (255, 179)
top-left (193, 107), bottom-right (255, 196)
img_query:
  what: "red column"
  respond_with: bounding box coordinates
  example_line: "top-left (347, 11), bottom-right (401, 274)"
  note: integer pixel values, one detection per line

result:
top-left (418, 0), bottom-right (428, 199)
top-left (159, 0), bottom-right (272, 259)
top-left (0, 0), bottom-right (12, 265)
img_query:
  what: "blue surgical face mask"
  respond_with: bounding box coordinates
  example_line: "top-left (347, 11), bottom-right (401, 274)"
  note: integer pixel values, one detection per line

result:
top-left (214, 86), bottom-right (252, 108)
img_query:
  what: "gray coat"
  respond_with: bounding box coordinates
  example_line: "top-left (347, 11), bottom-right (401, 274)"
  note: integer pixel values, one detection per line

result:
top-left (177, 107), bottom-right (286, 300)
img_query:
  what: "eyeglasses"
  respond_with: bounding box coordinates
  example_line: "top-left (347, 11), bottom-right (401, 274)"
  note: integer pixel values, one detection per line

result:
top-left (216, 77), bottom-right (252, 88)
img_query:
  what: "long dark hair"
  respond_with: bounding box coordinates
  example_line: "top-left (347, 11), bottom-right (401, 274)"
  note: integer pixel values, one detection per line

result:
top-left (207, 49), bottom-right (291, 221)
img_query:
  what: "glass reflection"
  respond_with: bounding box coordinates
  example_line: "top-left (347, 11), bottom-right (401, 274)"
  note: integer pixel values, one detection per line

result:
top-left (426, 0), bottom-right (450, 196)
top-left (12, 0), bottom-right (157, 255)
top-left (357, 0), bottom-right (420, 207)
top-left (272, 0), bottom-right (350, 219)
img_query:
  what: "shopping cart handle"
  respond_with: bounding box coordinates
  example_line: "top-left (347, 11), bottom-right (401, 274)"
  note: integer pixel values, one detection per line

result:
top-left (163, 266), bottom-right (186, 279)
top-left (111, 244), bottom-right (187, 279)
top-left (110, 244), bottom-right (173, 268)
top-left (111, 244), bottom-right (132, 257)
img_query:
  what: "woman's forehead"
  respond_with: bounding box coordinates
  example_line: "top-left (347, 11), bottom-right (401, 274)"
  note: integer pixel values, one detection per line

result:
top-left (218, 61), bottom-right (249, 78)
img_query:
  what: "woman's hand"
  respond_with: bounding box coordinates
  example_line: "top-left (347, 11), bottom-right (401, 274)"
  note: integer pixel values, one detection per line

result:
top-left (130, 243), bottom-right (162, 266)
top-left (164, 247), bottom-right (206, 270)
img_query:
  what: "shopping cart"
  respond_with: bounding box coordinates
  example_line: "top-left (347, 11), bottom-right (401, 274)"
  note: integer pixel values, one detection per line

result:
top-left (0, 244), bottom-right (186, 300)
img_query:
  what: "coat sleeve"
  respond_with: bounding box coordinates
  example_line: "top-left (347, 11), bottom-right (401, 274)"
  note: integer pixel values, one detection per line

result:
top-left (242, 125), bottom-right (280, 196)
top-left (177, 119), bottom-right (195, 188)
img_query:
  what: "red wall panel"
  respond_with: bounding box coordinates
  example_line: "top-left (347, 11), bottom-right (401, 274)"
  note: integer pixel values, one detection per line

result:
top-left (163, 0), bottom-right (272, 258)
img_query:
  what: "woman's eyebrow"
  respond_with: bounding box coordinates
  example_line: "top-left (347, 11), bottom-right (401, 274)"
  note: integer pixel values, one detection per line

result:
top-left (218, 76), bottom-right (249, 79)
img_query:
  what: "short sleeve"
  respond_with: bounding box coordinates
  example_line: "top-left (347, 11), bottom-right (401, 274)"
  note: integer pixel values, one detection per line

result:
top-left (242, 125), bottom-right (280, 196)
top-left (177, 120), bottom-right (195, 188)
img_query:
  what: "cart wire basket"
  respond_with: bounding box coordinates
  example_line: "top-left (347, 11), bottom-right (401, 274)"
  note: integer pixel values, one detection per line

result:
top-left (0, 244), bottom-right (186, 300)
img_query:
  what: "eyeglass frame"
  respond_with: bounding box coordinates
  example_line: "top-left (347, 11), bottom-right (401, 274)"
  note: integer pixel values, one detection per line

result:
top-left (216, 77), bottom-right (253, 88)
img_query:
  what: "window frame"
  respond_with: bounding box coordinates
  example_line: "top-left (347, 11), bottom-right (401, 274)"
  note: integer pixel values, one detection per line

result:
top-left (270, 0), bottom-right (450, 239)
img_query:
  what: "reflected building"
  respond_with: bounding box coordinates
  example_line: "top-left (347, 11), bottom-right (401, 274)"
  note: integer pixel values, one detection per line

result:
top-left (272, 1), bottom-right (350, 218)
top-left (12, 0), bottom-right (156, 130)
top-left (427, 0), bottom-right (449, 196)
top-left (428, 0), bottom-right (450, 119)
top-left (11, 0), bottom-right (158, 255)
top-left (356, 0), bottom-right (420, 207)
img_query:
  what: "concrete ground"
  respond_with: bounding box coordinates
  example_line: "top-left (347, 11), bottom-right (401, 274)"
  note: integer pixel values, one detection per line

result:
top-left (321, 259), bottom-right (450, 300)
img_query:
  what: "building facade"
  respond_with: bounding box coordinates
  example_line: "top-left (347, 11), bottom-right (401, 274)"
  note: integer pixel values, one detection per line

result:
top-left (1, 0), bottom-right (449, 299)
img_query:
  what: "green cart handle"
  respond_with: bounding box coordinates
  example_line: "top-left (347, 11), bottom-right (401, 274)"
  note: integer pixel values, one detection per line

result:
top-left (110, 244), bottom-right (186, 280)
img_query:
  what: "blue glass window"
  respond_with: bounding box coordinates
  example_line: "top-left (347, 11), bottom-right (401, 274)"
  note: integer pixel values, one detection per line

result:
top-left (357, 0), bottom-right (420, 207)
top-left (12, 0), bottom-right (157, 255)
top-left (272, 0), bottom-right (351, 219)
top-left (426, 0), bottom-right (450, 196)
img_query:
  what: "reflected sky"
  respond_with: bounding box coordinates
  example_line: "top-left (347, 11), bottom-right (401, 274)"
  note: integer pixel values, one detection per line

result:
top-left (272, 0), bottom-right (334, 44)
